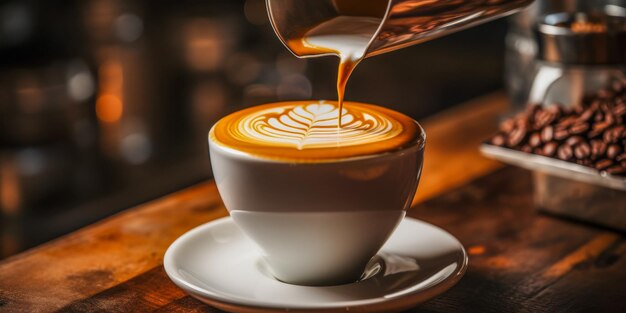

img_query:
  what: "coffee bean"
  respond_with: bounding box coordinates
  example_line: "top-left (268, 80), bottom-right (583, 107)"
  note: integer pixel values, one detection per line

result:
top-left (507, 127), bottom-right (527, 147)
top-left (569, 122), bottom-right (590, 135)
top-left (499, 119), bottom-right (515, 133)
top-left (578, 108), bottom-right (594, 122)
top-left (554, 127), bottom-right (570, 141)
top-left (545, 105), bottom-right (563, 121)
top-left (595, 159), bottom-right (614, 170)
top-left (592, 121), bottom-right (612, 132)
top-left (515, 116), bottom-right (530, 129)
top-left (556, 116), bottom-right (578, 128)
top-left (557, 116), bottom-right (577, 128)
top-left (603, 126), bottom-right (624, 143)
top-left (521, 145), bottom-right (532, 153)
top-left (557, 145), bottom-right (573, 160)
top-left (617, 153), bottom-right (626, 162)
top-left (606, 165), bottom-right (626, 175)
top-left (534, 109), bottom-right (558, 128)
top-left (607, 144), bottom-right (623, 159)
top-left (491, 134), bottom-right (506, 146)
top-left (574, 142), bottom-right (591, 159)
top-left (541, 125), bottom-right (554, 142)
top-left (543, 142), bottom-right (558, 157)
top-left (529, 133), bottom-right (542, 147)
top-left (566, 136), bottom-right (584, 146)
top-left (591, 140), bottom-right (607, 159)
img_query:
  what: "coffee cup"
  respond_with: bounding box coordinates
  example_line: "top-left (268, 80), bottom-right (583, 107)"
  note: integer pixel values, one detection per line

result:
top-left (208, 100), bottom-right (425, 286)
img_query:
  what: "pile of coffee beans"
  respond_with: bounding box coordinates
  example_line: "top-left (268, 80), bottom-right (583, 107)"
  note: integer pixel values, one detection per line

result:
top-left (488, 79), bottom-right (626, 176)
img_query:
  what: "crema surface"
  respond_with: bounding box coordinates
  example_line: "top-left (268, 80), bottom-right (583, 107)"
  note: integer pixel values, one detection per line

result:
top-left (210, 101), bottom-right (423, 161)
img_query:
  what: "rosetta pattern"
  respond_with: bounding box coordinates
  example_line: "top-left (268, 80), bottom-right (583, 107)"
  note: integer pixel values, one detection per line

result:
top-left (231, 101), bottom-right (402, 150)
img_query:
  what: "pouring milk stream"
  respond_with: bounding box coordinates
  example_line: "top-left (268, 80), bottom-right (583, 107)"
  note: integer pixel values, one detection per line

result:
top-left (288, 16), bottom-right (382, 127)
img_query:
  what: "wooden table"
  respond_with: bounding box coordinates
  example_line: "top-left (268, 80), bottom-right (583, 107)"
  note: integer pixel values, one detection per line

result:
top-left (1, 93), bottom-right (624, 312)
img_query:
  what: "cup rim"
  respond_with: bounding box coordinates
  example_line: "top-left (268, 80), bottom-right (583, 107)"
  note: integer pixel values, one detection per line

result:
top-left (209, 136), bottom-right (424, 164)
top-left (208, 121), bottom-right (425, 164)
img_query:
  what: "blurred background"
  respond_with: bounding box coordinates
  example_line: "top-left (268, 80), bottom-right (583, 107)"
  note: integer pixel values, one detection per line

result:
top-left (0, 0), bottom-right (512, 258)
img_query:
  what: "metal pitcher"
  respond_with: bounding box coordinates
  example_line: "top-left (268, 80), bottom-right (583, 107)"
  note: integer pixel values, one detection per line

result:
top-left (267, 0), bottom-right (535, 58)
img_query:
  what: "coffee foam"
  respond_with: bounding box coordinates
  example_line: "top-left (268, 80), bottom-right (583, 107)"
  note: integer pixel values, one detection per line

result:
top-left (210, 101), bottom-right (423, 161)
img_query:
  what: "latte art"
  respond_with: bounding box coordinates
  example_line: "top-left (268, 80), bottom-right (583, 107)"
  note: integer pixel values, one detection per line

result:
top-left (235, 101), bottom-right (401, 150)
top-left (211, 101), bottom-right (423, 161)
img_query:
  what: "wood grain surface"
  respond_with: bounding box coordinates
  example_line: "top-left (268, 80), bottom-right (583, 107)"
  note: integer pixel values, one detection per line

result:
top-left (412, 167), bottom-right (625, 313)
top-left (49, 167), bottom-right (626, 313)
top-left (5, 93), bottom-right (595, 313)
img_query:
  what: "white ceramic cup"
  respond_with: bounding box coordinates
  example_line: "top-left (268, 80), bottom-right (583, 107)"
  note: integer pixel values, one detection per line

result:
top-left (208, 119), bottom-right (425, 286)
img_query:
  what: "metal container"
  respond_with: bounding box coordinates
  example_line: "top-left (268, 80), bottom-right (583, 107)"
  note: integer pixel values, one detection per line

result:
top-left (505, 0), bottom-right (626, 109)
top-left (501, 7), bottom-right (626, 231)
top-left (527, 8), bottom-right (626, 107)
top-left (533, 172), bottom-right (626, 231)
top-left (481, 144), bottom-right (626, 231)
top-left (266, 0), bottom-right (533, 59)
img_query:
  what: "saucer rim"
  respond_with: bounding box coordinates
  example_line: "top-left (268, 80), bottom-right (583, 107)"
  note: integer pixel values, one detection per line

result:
top-left (164, 216), bottom-right (468, 312)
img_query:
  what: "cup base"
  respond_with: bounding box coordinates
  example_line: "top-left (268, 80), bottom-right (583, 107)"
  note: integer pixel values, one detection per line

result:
top-left (230, 210), bottom-right (405, 286)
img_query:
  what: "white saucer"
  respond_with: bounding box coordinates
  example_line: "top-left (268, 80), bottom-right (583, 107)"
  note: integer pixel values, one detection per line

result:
top-left (164, 217), bottom-right (468, 313)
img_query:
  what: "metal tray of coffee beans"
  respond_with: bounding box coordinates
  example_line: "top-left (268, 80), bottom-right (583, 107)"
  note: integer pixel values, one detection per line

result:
top-left (480, 144), bottom-right (626, 191)
top-left (481, 81), bottom-right (626, 231)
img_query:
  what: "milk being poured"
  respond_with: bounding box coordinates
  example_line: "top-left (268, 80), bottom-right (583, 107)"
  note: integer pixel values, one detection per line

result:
top-left (288, 16), bottom-right (381, 127)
